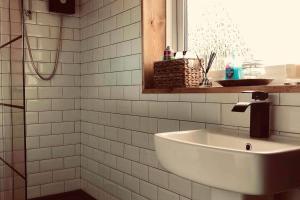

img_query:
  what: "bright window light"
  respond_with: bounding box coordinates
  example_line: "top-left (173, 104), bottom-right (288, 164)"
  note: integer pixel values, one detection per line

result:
top-left (186, 0), bottom-right (300, 69)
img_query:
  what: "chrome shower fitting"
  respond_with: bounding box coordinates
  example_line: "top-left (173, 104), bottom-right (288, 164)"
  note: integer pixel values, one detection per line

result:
top-left (24, 0), bottom-right (32, 20)
top-left (24, 10), bottom-right (32, 19)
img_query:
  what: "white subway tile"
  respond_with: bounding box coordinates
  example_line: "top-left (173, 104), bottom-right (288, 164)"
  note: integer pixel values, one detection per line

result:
top-left (124, 145), bottom-right (140, 161)
top-left (27, 148), bottom-right (51, 161)
top-left (117, 157), bottom-right (132, 174)
top-left (124, 86), bottom-right (140, 100)
top-left (103, 16), bottom-right (117, 32)
top-left (41, 182), bottom-right (65, 196)
top-left (221, 104), bottom-right (250, 128)
top-left (169, 174), bottom-right (192, 198)
top-left (116, 186), bottom-right (131, 200)
top-left (40, 135), bottom-right (63, 147)
top-left (206, 93), bottom-right (238, 103)
top-left (111, 0), bottom-right (124, 16)
top-left (158, 188), bottom-right (179, 200)
top-left (52, 145), bottom-right (75, 158)
top-left (280, 93), bottom-right (300, 106)
top-left (168, 102), bottom-right (192, 121)
top-left (65, 179), bottom-right (81, 192)
top-left (192, 103), bottom-right (221, 124)
top-left (131, 6), bottom-right (141, 23)
top-left (111, 141), bottom-right (125, 156)
top-left (52, 99), bottom-right (75, 110)
top-left (192, 182), bottom-right (211, 200)
top-left (38, 87), bottom-right (63, 99)
top-left (211, 188), bottom-right (243, 200)
top-left (158, 119), bottom-right (180, 132)
top-left (26, 137), bottom-right (40, 149)
top-left (140, 181), bottom-right (158, 200)
top-left (110, 168), bottom-right (124, 185)
top-left (149, 167), bottom-right (169, 188)
top-left (40, 158), bottom-right (64, 172)
top-left (139, 149), bottom-right (159, 168)
top-left (27, 124), bottom-right (51, 136)
top-left (124, 23), bottom-right (140, 40)
top-left (53, 168), bottom-right (76, 181)
top-left (180, 121), bottom-right (205, 131)
top-left (39, 111), bottom-right (62, 123)
top-left (272, 106), bottom-right (300, 133)
top-left (27, 186), bottom-right (41, 199)
top-left (37, 13), bottom-right (60, 26)
top-left (132, 162), bottom-right (148, 181)
top-left (124, 174), bottom-right (139, 193)
top-left (28, 172), bottom-right (52, 186)
top-left (149, 102), bottom-right (167, 118)
top-left (124, 0), bottom-right (140, 10)
top-left (132, 193), bottom-right (148, 200)
top-left (132, 131), bottom-right (149, 148)
top-left (117, 10), bottom-right (131, 27)
top-left (27, 99), bottom-right (51, 112)
top-left (52, 122), bottom-right (74, 134)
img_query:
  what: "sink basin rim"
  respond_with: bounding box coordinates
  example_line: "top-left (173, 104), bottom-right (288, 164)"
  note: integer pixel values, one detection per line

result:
top-left (155, 129), bottom-right (300, 155)
top-left (154, 129), bottom-right (300, 195)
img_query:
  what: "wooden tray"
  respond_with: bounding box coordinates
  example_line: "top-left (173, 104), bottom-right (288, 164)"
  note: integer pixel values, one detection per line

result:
top-left (216, 79), bottom-right (273, 87)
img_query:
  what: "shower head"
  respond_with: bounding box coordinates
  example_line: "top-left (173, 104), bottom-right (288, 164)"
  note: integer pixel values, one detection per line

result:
top-left (49, 0), bottom-right (75, 15)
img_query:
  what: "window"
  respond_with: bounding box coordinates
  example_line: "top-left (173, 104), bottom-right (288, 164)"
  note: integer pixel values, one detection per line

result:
top-left (142, 0), bottom-right (300, 93)
top-left (167, 0), bottom-right (300, 70)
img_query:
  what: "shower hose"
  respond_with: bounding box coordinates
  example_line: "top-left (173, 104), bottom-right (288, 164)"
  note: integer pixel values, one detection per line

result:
top-left (22, 6), bottom-right (63, 81)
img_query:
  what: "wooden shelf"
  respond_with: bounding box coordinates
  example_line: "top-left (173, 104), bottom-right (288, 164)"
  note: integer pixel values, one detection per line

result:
top-left (143, 85), bottom-right (300, 94)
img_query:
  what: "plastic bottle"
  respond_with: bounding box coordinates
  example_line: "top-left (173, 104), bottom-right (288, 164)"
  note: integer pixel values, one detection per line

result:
top-left (225, 54), bottom-right (243, 80)
top-left (163, 46), bottom-right (172, 61)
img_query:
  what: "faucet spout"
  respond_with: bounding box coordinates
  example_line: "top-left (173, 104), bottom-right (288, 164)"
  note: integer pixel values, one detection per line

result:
top-left (232, 91), bottom-right (270, 138)
top-left (232, 102), bottom-right (252, 112)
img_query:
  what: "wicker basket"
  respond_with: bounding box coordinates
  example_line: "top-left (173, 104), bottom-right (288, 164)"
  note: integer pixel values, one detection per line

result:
top-left (153, 58), bottom-right (204, 88)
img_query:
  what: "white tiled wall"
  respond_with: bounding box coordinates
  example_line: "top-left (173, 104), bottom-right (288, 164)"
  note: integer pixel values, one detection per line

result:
top-left (24, 0), bottom-right (81, 198)
top-left (12, 0), bottom-right (300, 199)
top-left (79, 1), bottom-right (300, 200)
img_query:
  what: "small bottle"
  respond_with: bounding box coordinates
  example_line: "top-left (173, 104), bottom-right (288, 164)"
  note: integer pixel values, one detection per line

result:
top-left (233, 64), bottom-right (243, 80)
top-left (225, 54), bottom-right (243, 80)
top-left (225, 64), bottom-right (234, 80)
top-left (163, 46), bottom-right (172, 61)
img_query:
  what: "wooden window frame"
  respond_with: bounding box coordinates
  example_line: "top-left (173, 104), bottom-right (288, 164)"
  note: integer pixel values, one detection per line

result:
top-left (141, 0), bottom-right (300, 93)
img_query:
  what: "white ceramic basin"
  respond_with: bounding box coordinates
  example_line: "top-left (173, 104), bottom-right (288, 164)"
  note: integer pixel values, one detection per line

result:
top-left (154, 129), bottom-right (300, 195)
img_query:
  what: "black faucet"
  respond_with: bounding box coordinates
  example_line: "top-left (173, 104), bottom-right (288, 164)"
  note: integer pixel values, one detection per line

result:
top-left (232, 91), bottom-right (270, 138)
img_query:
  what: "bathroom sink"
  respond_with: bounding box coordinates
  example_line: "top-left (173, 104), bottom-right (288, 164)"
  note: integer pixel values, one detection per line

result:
top-left (154, 129), bottom-right (300, 195)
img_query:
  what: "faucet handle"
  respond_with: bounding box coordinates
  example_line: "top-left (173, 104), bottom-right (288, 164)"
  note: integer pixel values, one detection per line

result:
top-left (242, 91), bottom-right (269, 101)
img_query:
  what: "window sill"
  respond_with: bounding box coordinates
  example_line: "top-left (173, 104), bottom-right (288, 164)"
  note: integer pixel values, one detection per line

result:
top-left (142, 85), bottom-right (300, 94)
top-left (142, 0), bottom-right (300, 94)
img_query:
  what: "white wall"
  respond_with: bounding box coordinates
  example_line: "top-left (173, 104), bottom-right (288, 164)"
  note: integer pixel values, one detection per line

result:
top-left (79, 0), bottom-right (300, 200)
top-left (7, 0), bottom-right (299, 199)
top-left (24, 0), bottom-right (81, 198)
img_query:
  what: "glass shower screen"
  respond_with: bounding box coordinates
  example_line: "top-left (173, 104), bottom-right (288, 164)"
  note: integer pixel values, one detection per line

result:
top-left (0, 0), bottom-right (26, 199)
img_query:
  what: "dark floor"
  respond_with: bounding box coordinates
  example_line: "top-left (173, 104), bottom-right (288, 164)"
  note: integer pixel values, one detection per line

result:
top-left (30, 190), bottom-right (96, 200)
top-left (50, 195), bottom-right (86, 200)
top-left (50, 196), bottom-right (86, 200)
